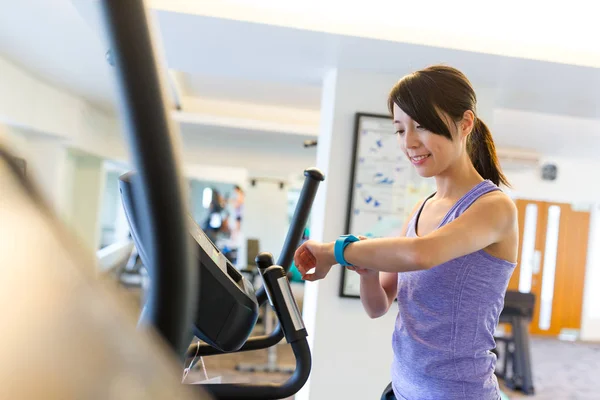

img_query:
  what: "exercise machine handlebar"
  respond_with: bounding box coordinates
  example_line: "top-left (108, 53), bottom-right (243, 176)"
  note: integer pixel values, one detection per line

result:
top-left (186, 168), bottom-right (323, 359)
top-left (199, 340), bottom-right (311, 400)
top-left (200, 254), bottom-right (311, 399)
top-left (256, 167), bottom-right (324, 306)
top-left (186, 324), bottom-right (283, 358)
top-left (100, 0), bottom-right (196, 360)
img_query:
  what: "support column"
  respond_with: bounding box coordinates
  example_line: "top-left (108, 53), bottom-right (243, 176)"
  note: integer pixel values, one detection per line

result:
top-left (298, 69), bottom-right (400, 400)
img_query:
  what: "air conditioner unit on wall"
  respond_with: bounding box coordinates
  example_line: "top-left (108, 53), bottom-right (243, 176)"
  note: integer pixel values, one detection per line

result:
top-left (496, 147), bottom-right (540, 171)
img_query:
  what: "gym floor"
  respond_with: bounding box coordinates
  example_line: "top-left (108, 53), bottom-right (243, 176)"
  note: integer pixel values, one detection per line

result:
top-left (500, 337), bottom-right (600, 399)
top-left (186, 336), bottom-right (600, 399)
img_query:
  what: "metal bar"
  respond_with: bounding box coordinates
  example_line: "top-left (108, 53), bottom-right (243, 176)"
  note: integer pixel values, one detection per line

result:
top-left (186, 324), bottom-right (284, 358)
top-left (200, 339), bottom-right (311, 400)
top-left (256, 168), bottom-right (324, 305)
top-left (100, 0), bottom-right (196, 360)
top-left (511, 316), bottom-right (535, 395)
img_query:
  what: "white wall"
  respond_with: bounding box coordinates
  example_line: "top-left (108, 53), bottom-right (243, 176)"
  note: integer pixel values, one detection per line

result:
top-left (19, 134), bottom-right (72, 219)
top-left (67, 151), bottom-right (106, 251)
top-left (0, 125), bottom-right (107, 250)
top-left (507, 156), bottom-right (600, 204)
top-left (299, 69), bottom-right (401, 400)
top-left (0, 57), bottom-right (125, 163)
top-left (181, 134), bottom-right (316, 180)
top-left (185, 164), bottom-right (248, 188)
top-left (243, 180), bottom-right (289, 262)
top-left (0, 55), bottom-right (125, 243)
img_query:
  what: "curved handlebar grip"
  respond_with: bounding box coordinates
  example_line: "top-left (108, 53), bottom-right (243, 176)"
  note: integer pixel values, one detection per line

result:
top-left (200, 339), bottom-right (311, 399)
top-left (303, 167), bottom-right (325, 182)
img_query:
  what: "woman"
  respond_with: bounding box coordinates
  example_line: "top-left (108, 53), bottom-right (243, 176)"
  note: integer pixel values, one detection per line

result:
top-left (294, 65), bottom-right (518, 400)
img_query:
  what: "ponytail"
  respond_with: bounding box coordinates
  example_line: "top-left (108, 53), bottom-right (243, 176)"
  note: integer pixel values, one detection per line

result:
top-left (467, 118), bottom-right (510, 187)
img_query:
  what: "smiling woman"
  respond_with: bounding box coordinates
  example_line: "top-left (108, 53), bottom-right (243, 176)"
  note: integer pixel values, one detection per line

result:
top-left (388, 65), bottom-right (509, 188)
top-left (294, 65), bottom-right (519, 400)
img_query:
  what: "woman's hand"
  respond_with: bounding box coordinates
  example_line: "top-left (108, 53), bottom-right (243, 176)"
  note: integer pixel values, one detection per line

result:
top-left (294, 240), bottom-right (336, 281)
top-left (294, 235), bottom-right (374, 281)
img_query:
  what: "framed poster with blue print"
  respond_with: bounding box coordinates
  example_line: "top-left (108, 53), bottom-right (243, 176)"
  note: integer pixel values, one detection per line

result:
top-left (339, 113), bottom-right (435, 298)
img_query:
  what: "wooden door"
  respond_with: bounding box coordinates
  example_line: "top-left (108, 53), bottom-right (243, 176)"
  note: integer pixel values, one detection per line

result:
top-left (509, 199), bottom-right (590, 337)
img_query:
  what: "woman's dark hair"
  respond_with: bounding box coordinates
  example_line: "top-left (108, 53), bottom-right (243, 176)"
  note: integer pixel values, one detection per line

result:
top-left (387, 65), bottom-right (509, 187)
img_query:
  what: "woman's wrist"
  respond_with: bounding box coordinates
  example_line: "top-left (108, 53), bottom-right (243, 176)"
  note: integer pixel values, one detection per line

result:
top-left (324, 241), bottom-right (337, 265)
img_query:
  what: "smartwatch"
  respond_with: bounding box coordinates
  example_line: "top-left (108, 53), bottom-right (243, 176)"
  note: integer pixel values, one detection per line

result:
top-left (334, 234), bottom-right (360, 266)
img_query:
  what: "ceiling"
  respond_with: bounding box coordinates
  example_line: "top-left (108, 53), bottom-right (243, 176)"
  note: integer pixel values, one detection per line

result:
top-left (183, 74), bottom-right (321, 111)
top-left (2, 0), bottom-right (600, 160)
top-left (0, 1), bottom-right (113, 109)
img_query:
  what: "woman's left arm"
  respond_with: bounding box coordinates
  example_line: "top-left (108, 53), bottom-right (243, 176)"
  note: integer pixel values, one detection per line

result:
top-left (348, 192), bottom-right (517, 272)
top-left (295, 192), bottom-right (517, 280)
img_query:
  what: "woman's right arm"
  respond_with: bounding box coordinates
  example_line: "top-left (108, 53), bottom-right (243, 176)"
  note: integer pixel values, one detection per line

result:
top-left (359, 271), bottom-right (398, 318)
top-left (356, 200), bottom-right (423, 318)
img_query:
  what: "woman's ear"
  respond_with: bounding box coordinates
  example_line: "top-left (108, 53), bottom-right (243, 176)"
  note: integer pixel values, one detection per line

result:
top-left (461, 110), bottom-right (475, 138)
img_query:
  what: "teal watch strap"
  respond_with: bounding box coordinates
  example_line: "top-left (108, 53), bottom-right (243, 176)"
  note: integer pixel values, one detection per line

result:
top-left (335, 234), bottom-right (359, 266)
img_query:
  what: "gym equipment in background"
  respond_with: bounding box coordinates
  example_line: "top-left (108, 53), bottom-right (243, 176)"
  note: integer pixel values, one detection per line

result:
top-left (0, 0), bottom-right (205, 395)
top-left (101, 0), bottom-right (326, 397)
top-left (494, 291), bottom-right (536, 396)
top-left (121, 166), bottom-right (324, 398)
top-left (100, 0), bottom-right (197, 360)
top-left (121, 172), bottom-right (258, 352)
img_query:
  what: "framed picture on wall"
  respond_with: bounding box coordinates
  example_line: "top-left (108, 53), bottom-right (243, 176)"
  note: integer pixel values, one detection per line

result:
top-left (339, 113), bottom-right (436, 298)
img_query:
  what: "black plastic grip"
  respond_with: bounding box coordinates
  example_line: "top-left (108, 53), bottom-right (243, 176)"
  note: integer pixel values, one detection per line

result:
top-left (260, 266), bottom-right (308, 344)
top-left (256, 252), bottom-right (275, 271)
top-left (278, 168), bottom-right (325, 270)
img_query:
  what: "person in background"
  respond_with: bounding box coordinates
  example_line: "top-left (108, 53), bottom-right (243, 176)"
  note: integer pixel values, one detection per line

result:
top-left (230, 185), bottom-right (245, 232)
top-left (203, 188), bottom-right (224, 244)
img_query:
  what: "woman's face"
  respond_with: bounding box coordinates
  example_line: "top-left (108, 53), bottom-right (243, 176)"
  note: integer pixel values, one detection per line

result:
top-left (392, 103), bottom-right (466, 178)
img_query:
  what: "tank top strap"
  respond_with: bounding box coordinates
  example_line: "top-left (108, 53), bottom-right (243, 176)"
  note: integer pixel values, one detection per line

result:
top-left (405, 192), bottom-right (435, 237)
top-left (442, 180), bottom-right (501, 225)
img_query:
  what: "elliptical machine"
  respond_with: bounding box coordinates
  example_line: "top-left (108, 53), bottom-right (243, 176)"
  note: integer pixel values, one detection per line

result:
top-left (101, 1), bottom-right (324, 399)
top-left (0, 1), bottom-right (322, 398)
top-left (119, 168), bottom-right (323, 399)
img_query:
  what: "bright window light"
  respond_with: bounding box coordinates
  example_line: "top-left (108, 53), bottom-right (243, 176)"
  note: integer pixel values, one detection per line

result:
top-left (519, 204), bottom-right (538, 293)
top-left (202, 188), bottom-right (213, 209)
top-left (539, 205), bottom-right (561, 331)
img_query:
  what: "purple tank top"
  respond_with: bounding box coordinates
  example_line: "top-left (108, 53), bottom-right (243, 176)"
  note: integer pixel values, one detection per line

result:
top-left (391, 180), bottom-right (516, 400)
